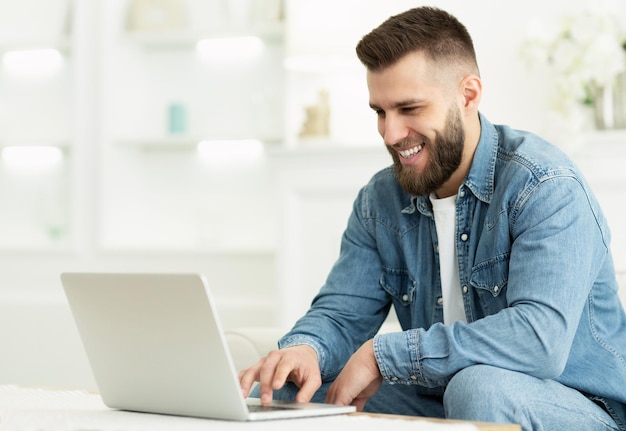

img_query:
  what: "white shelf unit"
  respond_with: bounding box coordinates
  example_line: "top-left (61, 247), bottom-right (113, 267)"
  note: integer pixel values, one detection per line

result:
top-left (0, 0), bottom-right (285, 390)
top-left (96, 0), bottom-right (285, 254)
top-left (0, 47), bottom-right (73, 250)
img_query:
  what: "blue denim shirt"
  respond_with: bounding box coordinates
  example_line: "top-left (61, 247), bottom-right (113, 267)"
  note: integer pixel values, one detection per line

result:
top-left (279, 114), bottom-right (626, 426)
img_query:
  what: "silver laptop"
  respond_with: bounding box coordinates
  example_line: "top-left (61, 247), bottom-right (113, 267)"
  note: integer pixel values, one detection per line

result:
top-left (61, 272), bottom-right (356, 421)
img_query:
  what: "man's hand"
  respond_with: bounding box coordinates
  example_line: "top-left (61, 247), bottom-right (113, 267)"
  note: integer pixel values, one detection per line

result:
top-left (238, 345), bottom-right (322, 404)
top-left (325, 339), bottom-right (382, 411)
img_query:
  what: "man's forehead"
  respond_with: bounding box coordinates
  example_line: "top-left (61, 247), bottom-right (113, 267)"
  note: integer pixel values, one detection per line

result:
top-left (366, 59), bottom-right (437, 105)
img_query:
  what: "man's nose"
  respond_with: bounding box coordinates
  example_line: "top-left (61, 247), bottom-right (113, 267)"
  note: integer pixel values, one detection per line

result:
top-left (382, 114), bottom-right (409, 147)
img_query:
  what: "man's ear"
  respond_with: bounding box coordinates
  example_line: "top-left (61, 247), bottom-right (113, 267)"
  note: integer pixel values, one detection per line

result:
top-left (460, 75), bottom-right (482, 110)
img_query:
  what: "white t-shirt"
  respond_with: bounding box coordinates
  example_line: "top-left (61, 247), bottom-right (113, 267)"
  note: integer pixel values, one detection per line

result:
top-left (430, 193), bottom-right (467, 325)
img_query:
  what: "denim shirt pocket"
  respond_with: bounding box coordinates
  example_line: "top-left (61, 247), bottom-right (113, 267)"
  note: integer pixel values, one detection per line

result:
top-left (470, 255), bottom-right (509, 315)
top-left (379, 267), bottom-right (416, 323)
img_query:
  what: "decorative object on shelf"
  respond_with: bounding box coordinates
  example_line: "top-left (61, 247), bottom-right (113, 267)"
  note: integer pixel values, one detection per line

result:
top-left (126, 0), bottom-right (186, 32)
top-left (252, 0), bottom-right (284, 26)
top-left (167, 102), bottom-right (187, 135)
top-left (593, 70), bottom-right (626, 129)
top-left (298, 88), bottom-right (330, 141)
top-left (227, 0), bottom-right (284, 31)
top-left (521, 5), bottom-right (626, 130)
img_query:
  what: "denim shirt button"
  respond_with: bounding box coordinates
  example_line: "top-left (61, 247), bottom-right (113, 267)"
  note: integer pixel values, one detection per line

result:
top-left (410, 375), bottom-right (417, 380)
top-left (437, 297), bottom-right (443, 305)
top-left (460, 233), bottom-right (469, 241)
top-left (402, 294), bottom-right (409, 302)
top-left (462, 285), bottom-right (468, 294)
top-left (391, 376), bottom-right (399, 381)
top-left (494, 285), bottom-right (499, 293)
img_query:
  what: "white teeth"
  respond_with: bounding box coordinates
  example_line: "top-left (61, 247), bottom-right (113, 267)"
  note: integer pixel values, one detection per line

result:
top-left (399, 145), bottom-right (423, 159)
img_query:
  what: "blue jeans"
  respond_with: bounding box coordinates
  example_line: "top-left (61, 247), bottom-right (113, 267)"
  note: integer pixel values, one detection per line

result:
top-left (251, 365), bottom-right (620, 431)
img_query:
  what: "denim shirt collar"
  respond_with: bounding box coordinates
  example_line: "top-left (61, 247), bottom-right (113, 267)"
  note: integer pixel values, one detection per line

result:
top-left (402, 112), bottom-right (498, 216)
top-left (464, 112), bottom-right (498, 204)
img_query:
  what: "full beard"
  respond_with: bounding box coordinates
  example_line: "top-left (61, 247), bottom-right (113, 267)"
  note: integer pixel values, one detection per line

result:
top-left (388, 106), bottom-right (465, 197)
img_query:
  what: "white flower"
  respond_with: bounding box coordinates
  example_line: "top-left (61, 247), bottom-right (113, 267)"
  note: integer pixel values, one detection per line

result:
top-left (521, 6), bottom-right (626, 108)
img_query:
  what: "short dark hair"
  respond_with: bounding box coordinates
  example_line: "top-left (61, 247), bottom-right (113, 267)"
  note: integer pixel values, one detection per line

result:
top-left (356, 6), bottom-right (479, 76)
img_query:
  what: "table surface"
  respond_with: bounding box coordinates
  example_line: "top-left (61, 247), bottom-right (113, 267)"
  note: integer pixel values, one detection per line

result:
top-left (362, 413), bottom-right (521, 430)
top-left (0, 386), bottom-right (520, 431)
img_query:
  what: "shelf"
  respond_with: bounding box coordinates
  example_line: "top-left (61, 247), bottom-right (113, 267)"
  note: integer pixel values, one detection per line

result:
top-left (0, 141), bottom-right (71, 167)
top-left (95, 245), bottom-right (276, 257)
top-left (0, 139), bottom-right (70, 148)
top-left (123, 22), bottom-right (284, 50)
top-left (268, 142), bottom-right (386, 159)
top-left (582, 129), bottom-right (626, 146)
top-left (113, 136), bottom-right (283, 152)
top-left (0, 36), bottom-right (71, 53)
top-left (0, 245), bottom-right (74, 257)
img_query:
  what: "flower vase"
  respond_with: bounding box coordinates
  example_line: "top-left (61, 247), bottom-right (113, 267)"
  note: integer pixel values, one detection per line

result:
top-left (593, 71), bottom-right (626, 130)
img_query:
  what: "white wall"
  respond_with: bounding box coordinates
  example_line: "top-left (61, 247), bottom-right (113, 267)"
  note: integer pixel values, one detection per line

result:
top-left (0, 0), bottom-right (624, 389)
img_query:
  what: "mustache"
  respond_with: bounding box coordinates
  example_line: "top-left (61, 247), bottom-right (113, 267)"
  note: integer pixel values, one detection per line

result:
top-left (394, 135), bottom-right (429, 149)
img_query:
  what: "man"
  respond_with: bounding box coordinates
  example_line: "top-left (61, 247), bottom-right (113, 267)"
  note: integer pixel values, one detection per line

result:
top-left (239, 6), bottom-right (626, 430)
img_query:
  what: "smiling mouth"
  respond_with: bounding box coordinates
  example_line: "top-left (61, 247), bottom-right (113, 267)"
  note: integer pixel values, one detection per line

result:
top-left (398, 144), bottom-right (423, 159)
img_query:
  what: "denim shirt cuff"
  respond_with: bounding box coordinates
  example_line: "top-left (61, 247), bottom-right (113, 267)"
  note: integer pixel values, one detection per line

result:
top-left (373, 330), bottom-right (422, 385)
top-left (278, 334), bottom-right (326, 373)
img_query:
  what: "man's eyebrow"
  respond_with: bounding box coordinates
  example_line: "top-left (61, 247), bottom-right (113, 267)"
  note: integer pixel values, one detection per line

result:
top-left (369, 98), bottom-right (426, 110)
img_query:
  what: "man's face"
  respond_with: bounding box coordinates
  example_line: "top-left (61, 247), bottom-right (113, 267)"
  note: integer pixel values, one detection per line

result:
top-left (367, 51), bottom-right (465, 197)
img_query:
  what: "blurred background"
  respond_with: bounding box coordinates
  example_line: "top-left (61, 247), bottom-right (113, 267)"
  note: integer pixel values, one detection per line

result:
top-left (0, 0), bottom-right (625, 389)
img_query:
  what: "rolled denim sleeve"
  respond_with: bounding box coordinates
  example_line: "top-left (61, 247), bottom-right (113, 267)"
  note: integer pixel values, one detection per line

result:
top-left (373, 330), bottom-right (423, 385)
top-left (278, 335), bottom-right (326, 367)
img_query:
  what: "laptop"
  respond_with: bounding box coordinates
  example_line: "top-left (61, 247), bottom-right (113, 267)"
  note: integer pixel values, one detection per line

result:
top-left (61, 272), bottom-right (356, 421)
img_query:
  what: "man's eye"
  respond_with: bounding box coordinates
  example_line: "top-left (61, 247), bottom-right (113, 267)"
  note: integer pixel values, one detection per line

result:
top-left (375, 110), bottom-right (385, 117)
top-left (401, 106), bottom-right (418, 113)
